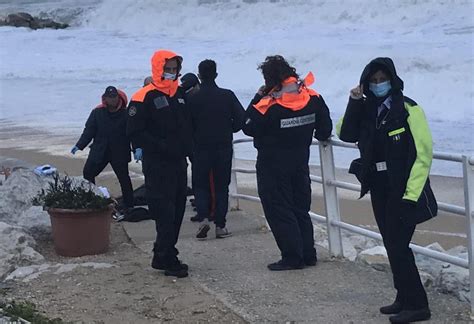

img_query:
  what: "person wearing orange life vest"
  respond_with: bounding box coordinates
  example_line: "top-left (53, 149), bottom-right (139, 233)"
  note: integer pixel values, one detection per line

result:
top-left (71, 86), bottom-right (134, 211)
top-left (126, 50), bottom-right (192, 278)
top-left (243, 55), bottom-right (332, 271)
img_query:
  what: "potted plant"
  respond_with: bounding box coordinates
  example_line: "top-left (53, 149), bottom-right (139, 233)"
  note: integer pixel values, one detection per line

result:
top-left (33, 174), bottom-right (114, 257)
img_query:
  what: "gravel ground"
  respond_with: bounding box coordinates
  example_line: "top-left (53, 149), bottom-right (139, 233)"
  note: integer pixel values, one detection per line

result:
top-left (1, 221), bottom-right (246, 324)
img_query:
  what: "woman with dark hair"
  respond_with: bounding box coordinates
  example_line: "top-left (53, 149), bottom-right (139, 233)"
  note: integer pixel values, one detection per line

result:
top-left (243, 55), bottom-right (332, 271)
top-left (258, 55), bottom-right (299, 94)
top-left (337, 57), bottom-right (437, 323)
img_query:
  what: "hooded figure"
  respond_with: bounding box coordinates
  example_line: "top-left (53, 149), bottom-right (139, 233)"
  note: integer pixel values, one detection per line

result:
top-left (72, 85), bottom-right (134, 211)
top-left (336, 57), bottom-right (437, 323)
top-left (126, 50), bottom-right (191, 278)
top-left (96, 86), bottom-right (128, 110)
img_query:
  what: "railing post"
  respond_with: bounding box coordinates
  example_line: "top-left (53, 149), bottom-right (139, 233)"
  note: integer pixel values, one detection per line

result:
top-left (462, 156), bottom-right (474, 318)
top-left (229, 146), bottom-right (240, 211)
top-left (319, 141), bottom-right (343, 257)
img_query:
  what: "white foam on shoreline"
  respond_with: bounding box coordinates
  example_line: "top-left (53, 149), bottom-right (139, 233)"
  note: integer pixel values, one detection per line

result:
top-left (0, 1), bottom-right (472, 175)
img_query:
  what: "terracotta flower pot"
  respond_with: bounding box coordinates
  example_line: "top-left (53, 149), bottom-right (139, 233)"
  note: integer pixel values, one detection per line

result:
top-left (47, 205), bottom-right (113, 257)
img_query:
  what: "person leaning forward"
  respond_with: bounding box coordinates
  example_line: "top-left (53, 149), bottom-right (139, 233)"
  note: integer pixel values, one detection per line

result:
top-left (71, 86), bottom-right (134, 212)
top-left (126, 50), bottom-right (192, 278)
top-left (243, 55), bottom-right (332, 271)
top-left (336, 57), bottom-right (437, 323)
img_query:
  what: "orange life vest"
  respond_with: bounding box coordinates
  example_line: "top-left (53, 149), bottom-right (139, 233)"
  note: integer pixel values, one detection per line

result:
top-left (254, 72), bottom-right (320, 115)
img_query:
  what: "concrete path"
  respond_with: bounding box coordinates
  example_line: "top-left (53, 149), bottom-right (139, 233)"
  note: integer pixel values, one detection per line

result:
top-left (123, 204), bottom-right (471, 323)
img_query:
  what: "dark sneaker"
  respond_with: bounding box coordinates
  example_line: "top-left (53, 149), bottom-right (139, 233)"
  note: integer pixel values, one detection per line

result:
top-left (190, 214), bottom-right (204, 222)
top-left (389, 308), bottom-right (431, 323)
top-left (196, 223), bottom-right (211, 240)
top-left (380, 301), bottom-right (403, 315)
top-left (267, 260), bottom-right (304, 271)
top-left (216, 226), bottom-right (232, 238)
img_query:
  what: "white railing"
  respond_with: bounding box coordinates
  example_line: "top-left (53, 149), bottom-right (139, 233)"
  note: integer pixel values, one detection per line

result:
top-left (229, 137), bottom-right (474, 314)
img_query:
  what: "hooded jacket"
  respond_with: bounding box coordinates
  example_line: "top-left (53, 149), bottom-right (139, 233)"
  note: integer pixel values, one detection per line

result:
top-left (126, 50), bottom-right (191, 160)
top-left (336, 57), bottom-right (437, 224)
top-left (76, 89), bottom-right (131, 163)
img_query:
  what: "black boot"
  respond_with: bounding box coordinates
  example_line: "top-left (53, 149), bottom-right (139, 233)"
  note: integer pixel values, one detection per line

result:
top-left (267, 260), bottom-right (304, 271)
top-left (380, 301), bottom-right (403, 315)
top-left (304, 256), bottom-right (317, 266)
top-left (164, 260), bottom-right (189, 278)
top-left (389, 308), bottom-right (431, 323)
top-left (152, 256), bottom-right (188, 271)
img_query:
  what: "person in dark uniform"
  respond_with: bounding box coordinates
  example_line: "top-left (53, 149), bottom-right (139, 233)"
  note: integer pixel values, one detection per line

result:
top-left (71, 86), bottom-right (134, 211)
top-left (336, 57), bottom-right (437, 323)
top-left (243, 55), bottom-right (332, 271)
top-left (187, 59), bottom-right (245, 239)
top-left (126, 50), bottom-right (192, 278)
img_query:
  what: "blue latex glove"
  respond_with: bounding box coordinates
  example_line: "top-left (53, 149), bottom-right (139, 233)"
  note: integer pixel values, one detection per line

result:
top-left (134, 148), bottom-right (143, 161)
top-left (70, 145), bottom-right (79, 155)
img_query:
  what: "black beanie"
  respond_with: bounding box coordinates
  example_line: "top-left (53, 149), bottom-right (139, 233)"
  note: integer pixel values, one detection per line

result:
top-left (180, 73), bottom-right (199, 92)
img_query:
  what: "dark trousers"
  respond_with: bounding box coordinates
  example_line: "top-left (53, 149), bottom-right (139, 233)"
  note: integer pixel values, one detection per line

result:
top-left (370, 172), bottom-right (428, 310)
top-left (143, 156), bottom-right (187, 263)
top-left (256, 149), bottom-right (316, 266)
top-left (83, 156), bottom-right (134, 208)
top-left (192, 147), bottom-right (232, 228)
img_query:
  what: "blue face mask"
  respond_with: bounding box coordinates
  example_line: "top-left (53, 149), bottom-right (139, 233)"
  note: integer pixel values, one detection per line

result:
top-left (162, 72), bottom-right (177, 80)
top-left (369, 81), bottom-right (391, 97)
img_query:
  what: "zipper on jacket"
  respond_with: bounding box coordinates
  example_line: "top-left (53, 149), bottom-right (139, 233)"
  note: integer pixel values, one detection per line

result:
top-left (423, 189), bottom-right (434, 218)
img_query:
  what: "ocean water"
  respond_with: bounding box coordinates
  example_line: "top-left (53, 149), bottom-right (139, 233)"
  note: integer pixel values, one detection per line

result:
top-left (0, 0), bottom-right (472, 176)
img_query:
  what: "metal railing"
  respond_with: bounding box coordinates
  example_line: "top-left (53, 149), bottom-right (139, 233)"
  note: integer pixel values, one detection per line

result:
top-left (229, 137), bottom-right (474, 314)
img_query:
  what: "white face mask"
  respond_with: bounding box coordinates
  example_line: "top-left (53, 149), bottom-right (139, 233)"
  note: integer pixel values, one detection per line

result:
top-left (162, 72), bottom-right (176, 80)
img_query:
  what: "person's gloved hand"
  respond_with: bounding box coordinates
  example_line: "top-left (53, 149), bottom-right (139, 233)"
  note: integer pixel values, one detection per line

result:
top-left (399, 199), bottom-right (417, 226)
top-left (134, 148), bottom-right (143, 162)
top-left (70, 145), bottom-right (79, 155)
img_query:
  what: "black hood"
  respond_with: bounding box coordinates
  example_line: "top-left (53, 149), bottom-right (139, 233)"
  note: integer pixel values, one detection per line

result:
top-left (360, 57), bottom-right (404, 96)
